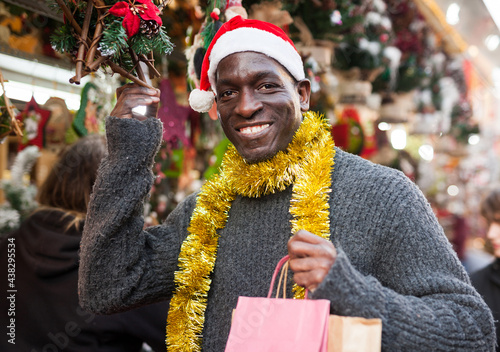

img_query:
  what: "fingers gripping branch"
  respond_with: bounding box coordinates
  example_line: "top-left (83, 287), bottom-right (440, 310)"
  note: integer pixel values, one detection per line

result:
top-left (111, 84), bottom-right (160, 121)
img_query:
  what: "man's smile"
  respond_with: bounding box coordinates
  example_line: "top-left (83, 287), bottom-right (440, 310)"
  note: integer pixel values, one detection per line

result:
top-left (238, 124), bottom-right (270, 136)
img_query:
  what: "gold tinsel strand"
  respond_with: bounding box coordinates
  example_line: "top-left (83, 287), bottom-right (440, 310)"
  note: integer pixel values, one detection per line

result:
top-left (290, 113), bottom-right (335, 298)
top-left (166, 112), bottom-right (335, 350)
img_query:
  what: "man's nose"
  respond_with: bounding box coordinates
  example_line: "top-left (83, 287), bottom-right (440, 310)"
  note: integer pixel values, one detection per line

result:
top-left (235, 88), bottom-right (263, 118)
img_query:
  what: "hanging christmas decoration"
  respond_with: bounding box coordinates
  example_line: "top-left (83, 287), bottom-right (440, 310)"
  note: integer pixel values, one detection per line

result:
top-left (226, 0), bottom-right (248, 20)
top-left (42, 97), bottom-right (73, 153)
top-left (0, 69), bottom-right (23, 141)
top-left (49, 0), bottom-right (174, 88)
top-left (186, 0), bottom-right (248, 91)
top-left (16, 97), bottom-right (51, 151)
top-left (331, 106), bottom-right (365, 155)
top-left (199, 0), bottom-right (226, 51)
top-left (71, 82), bottom-right (102, 137)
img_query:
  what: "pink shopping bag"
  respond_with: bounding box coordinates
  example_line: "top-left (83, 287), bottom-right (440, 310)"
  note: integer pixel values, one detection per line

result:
top-left (225, 255), bottom-right (330, 352)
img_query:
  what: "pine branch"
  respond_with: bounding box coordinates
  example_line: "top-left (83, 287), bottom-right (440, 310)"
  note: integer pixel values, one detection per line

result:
top-left (200, 0), bottom-right (226, 49)
top-left (130, 34), bottom-right (154, 57)
top-left (50, 24), bottom-right (77, 54)
top-left (202, 21), bottom-right (215, 50)
top-left (99, 20), bottom-right (128, 56)
top-left (152, 26), bottom-right (174, 55)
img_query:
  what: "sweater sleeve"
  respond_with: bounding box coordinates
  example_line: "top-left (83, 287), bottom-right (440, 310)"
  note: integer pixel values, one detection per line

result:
top-left (78, 116), bottom-right (194, 314)
top-left (312, 161), bottom-right (496, 351)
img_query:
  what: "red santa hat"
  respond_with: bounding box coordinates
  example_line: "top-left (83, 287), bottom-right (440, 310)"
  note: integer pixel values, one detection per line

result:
top-left (188, 15), bottom-right (305, 113)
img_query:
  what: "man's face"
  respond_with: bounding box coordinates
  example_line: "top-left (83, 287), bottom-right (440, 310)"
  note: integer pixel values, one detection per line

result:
top-left (215, 52), bottom-right (311, 163)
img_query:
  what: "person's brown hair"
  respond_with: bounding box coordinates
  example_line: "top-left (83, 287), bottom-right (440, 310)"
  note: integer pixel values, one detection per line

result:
top-left (480, 188), bottom-right (500, 225)
top-left (36, 134), bottom-right (106, 222)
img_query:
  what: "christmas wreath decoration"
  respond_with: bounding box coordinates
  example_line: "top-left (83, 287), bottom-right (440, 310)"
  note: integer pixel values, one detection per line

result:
top-left (49, 0), bottom-right (174, 88)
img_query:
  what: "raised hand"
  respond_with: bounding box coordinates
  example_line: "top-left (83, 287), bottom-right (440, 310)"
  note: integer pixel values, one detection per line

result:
top-left (111, 83), bottom-right (160, 121)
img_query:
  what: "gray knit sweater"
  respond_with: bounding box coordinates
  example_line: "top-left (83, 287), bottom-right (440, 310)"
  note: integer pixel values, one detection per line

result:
top-left (79, 116), bottom-right (496, 351)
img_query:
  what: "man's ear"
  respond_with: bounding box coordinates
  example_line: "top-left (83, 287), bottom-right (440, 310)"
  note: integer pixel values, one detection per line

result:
top-left (297, 79), bottom-right (311, 112)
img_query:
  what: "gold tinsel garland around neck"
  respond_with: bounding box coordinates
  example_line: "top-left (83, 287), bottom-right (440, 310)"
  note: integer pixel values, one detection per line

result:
top-left (166, 111), bottom-right (336, 351)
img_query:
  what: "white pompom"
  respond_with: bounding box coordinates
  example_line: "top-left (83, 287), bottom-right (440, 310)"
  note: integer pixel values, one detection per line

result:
top-left (189, 89), bottom-right (215, 112)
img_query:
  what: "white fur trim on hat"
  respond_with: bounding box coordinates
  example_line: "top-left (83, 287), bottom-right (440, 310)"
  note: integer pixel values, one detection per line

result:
top-left (189, 88), bottom-right (215, 113)
top-left (206, 27), bottom-right (305, 91)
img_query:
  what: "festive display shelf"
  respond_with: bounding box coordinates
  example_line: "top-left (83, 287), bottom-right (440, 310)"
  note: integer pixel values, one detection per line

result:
top-left (412, 0), bottom-right (468, 54)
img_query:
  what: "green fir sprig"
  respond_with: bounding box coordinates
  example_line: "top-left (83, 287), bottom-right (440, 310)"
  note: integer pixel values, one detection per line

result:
top-left (99, 20), bottom-right (128, 56)
top-left (51, 24), bottom-right (77, 53)
top-left (200, 0), bottom-right (226, 50)
top-left (129, 27), bottom-right (173, 56)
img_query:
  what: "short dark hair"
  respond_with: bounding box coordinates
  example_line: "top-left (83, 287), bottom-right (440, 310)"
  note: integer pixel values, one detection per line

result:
top-left (480, 188), bottom-right (500, 224)
top-left (37, 134), bottom-right (107, 215)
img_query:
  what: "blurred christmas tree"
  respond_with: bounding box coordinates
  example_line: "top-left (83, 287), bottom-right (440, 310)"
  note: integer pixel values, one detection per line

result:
top-left (290, 0), bottom-right (392, 73)
top-left (386, 0), bottom-right (430, 93)
top-left (0, 146), bottom-right (40, 235)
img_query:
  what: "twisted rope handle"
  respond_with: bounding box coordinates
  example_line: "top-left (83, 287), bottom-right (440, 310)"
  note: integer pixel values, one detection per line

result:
top-left (267, 255), bottom-right (309, 299)
top-left (275, 260), bottom-right (289, 298)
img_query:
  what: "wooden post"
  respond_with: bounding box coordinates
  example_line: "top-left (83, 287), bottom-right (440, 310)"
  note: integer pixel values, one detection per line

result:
top-left (74, 1), bottom-right (94, 84)
top-left (129, 48), bottom-right (147, 83)
top-left (85, 0), bottom-right (105, 68)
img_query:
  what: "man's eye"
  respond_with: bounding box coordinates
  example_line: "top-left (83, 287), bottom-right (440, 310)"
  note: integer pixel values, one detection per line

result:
top-left (220, 90), bottom-right (235, 98)
top-left (259, 84), bottom-right (275, 90)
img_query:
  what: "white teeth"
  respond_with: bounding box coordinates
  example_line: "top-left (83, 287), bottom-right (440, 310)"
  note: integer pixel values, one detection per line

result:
top-left (240, 124), bottom-right (270, 135)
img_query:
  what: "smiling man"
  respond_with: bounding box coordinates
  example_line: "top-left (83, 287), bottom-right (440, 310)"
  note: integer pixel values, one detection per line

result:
top-left (79, 16), bottom-right (495, 351)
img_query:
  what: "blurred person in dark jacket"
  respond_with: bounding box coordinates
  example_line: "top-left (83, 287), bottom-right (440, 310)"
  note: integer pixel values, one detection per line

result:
top-left (471, 188), bottom-right (500, 351)
top-left (0, 134), bottom-right (168, 352)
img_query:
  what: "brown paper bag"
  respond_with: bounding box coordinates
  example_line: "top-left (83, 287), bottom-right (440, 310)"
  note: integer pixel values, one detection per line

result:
top-left (328, 315), bottom-right (382, 352)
